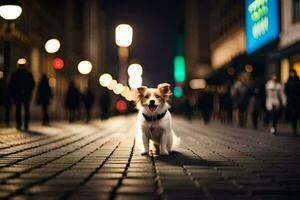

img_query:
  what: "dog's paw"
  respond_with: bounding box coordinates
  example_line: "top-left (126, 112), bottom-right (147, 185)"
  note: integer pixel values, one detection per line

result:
top-left (160, 151), bottom-right (169, 156)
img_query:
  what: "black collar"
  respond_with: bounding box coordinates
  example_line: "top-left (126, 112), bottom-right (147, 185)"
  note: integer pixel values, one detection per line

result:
top-left (142, 110), bottom-right (167, 122)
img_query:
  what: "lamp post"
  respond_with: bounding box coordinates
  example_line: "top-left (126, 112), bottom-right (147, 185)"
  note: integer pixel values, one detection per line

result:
top-left (115, 24), bottom-right (133, 85)
top-left (0, 0), bottom-right (22, 81)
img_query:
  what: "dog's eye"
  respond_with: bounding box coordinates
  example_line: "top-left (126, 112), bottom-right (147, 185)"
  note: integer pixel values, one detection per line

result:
top-left (145, 95), bottom-right (149, 99)
top-left (155, 95), bottom-right (160, 98)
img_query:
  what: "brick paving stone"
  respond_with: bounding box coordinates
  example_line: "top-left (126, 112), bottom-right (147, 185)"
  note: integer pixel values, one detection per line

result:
top-left (1, 116), bottom-right (300, 199)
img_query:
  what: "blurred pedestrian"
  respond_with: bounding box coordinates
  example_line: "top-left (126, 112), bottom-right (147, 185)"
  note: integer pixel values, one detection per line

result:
top-left (285, 69), bottom-right (300, 136)
top-left (219, 84), bottom-right (232, 124)
top-left (249, 85), bottom-right (262, 130)
top-left (231, 73), bottom-right (251, 127)
top-left (99, 91), bottom-right (111, 119)
top-left (65, 81), bottom-right (80, 123)
top-left (0, 79), bottom-right (12, 126)
top-left (183, 93), bottom-right (194, 120)
top-left (36, 74), bottom-right (52, 125)
top-left (265, 74), bottom-right (286, 135)
top-left (10, 64), bottom-right (35, 131)
top-left (198, 90), bottom-right (213, 124)
top-left (82, 88), bottom-right (95, 122)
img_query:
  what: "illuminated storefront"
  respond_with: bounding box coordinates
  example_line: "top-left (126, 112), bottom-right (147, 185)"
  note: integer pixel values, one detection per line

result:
top-left (268, 0), bottom-right (300, 83)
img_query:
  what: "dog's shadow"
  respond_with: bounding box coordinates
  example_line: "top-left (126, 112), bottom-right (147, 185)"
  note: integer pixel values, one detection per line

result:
top-left (153, 151), bottom-right (219, 167)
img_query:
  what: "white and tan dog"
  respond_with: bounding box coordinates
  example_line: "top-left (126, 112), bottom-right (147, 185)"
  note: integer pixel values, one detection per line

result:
top-left (135, 83), bottom-right (177, 156)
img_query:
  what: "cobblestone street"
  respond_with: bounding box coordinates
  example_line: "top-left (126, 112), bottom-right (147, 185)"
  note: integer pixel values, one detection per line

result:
top-left (1, 116), bottom-right (300, 200)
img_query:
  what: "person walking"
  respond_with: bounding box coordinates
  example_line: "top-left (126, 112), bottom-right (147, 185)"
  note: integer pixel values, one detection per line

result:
top-left (99, 91), bottom-right (111, 119)
top-left (265, 74), bottom-right (286, 135)
top-left (231, 73), bottom-right (251, 127)
top-left (10, 63), bottom-right (35, 131)
top-left (82, 88), bottom-right (95, 122)
top-left (285, 69), bottom-right (300, 136)
top-left (65, 81), bottom-right (80, 123)
top-left (36, 74), bottom-right (52, 125)
top-left (249, 86), bottom-right (262, 130)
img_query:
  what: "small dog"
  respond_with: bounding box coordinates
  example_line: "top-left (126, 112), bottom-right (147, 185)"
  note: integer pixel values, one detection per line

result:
top-left (135, 83), bottom-right (177, 156)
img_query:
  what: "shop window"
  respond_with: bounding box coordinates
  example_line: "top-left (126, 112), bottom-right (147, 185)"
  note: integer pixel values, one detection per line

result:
top-left (293, 0), bottom-right (300, 23)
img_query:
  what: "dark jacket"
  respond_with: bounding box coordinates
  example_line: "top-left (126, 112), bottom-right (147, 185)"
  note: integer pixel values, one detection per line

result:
top-left (65, 83), bottom-right (80, 110)
top-left (36, 75), bottom-right (52, 105)
top-left (10, 68), bottom-right (35, 102)
top-left (285, 76), bottom-right (300, 111)
top-left (82, 90), bottom-right (94, 110)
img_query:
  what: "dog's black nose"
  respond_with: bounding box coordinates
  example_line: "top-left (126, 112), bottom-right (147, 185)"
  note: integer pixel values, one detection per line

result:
top-left (149, 100), bottom-right (155, 105)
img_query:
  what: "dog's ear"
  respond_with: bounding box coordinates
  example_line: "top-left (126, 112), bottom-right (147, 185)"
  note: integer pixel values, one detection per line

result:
top-left (134, 86), bottom-right (148, 102)
top-left (158, 83), bottom-right (172, 97)
top-left (137, 86), bottom-right (147, 96)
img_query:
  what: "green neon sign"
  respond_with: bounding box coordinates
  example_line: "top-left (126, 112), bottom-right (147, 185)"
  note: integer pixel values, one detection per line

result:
top-left (173, 86), bottom-right (183, 98)
top-left (174, 56), bottom-right (186, 83)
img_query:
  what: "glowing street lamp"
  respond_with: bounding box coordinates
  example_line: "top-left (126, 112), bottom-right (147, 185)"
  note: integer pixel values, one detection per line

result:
top-left (45, 39), bottom-right (61, 53)
top-left (78, 60), bottom-right (92, 75)
top-left (115, 24), bottom-right (133, 84)
top-left (115, 24), bottom-right (133, 47)
top-left (0, 1), bottom-right (22, 20)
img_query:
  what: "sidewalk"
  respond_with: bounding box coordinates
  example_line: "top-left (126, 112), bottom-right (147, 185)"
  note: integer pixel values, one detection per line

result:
top-left (0, 116), bottom-right (300, 200)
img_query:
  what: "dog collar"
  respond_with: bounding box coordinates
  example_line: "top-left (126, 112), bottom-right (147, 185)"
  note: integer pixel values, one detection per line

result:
top-left (142, 110), bottom-right (167, 122)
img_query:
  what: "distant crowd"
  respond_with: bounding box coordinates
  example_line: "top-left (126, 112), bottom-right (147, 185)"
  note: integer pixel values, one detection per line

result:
top-left (181, 69), bottom-right (300, 136)
top-left (0, 64), bottom-right (111, 131)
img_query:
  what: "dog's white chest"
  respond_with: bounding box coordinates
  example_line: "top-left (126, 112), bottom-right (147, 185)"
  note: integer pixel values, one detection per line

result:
top-left (143, 124), bottom-right (164, 143)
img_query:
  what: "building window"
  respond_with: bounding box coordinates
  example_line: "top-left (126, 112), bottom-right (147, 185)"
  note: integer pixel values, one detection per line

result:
top-left (293, 0), bottom-right (300, 23)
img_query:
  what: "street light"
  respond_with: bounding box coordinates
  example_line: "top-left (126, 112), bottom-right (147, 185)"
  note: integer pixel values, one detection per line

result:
top-left (77, 60), bottom-right (92, 75)
top-left (45, 39), bottom-right (61, 53)
top-left (115, 24), bottom-right (133, 84)
top-left (0, 0), bottom-right (22, 81)
top-left (0, 1), bottom-right (22, 20)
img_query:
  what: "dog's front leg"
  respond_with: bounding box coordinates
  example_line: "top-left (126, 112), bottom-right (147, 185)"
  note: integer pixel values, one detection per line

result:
top-left (141, 132), bottom-right (149, 156)
top-left (160, 133), bottom-right (169, 155)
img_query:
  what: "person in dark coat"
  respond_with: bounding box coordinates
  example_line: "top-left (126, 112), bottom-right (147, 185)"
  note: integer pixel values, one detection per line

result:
top-left (285, 69), bottom-right (300, 136)
top-left (10, 64), bottom-right (35, 131)
top-left (198, 91), bottom-right (213, 124)
top-left (65, 81), bottom-right (80, 123)
top-left (36, 74), bottom-right (52, 125)
top-left (99, 91), bottom-right (111, 119)
top-left (0, 79), bottom-right (12, 126)
top-left (82, 88), bottom-right (95, 122)
top-left (249, 86), bottom-right (262, 130)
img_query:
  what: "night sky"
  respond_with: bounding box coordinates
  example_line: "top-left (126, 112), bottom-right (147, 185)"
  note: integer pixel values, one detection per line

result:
top-left (103, 0), bottom-right (183, 88)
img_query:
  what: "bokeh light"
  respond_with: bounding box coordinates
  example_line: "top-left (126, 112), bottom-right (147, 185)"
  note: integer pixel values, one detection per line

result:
top-left (113, 83), bottom-right (124, 94)
top-left (0, 5), bottom-right (22, 20)
top-left (17, 58), bottom-right (27, 65)
top-left (49, 77), bottom-right (56, 87)
top-left (115, 24), bottom-right (133, 47)
top-left (115, 100), bottom-right (127, 112)
top-left (78, 60), bottom-right (92, 75)
top-left (128, 76), bottom-right (142, 89)
top-left (108, 80), bottom-right (117, 90)
top-left (99, 73), bottom-right (113, 87)
top-left (190, 79), bottom-right (206, 90)
top-left (45, 39), bottom-right (61, 53)
top-left (52, 58), bottom-right (64, 70)
top-left (128, 63), bottom-right (143, 77)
